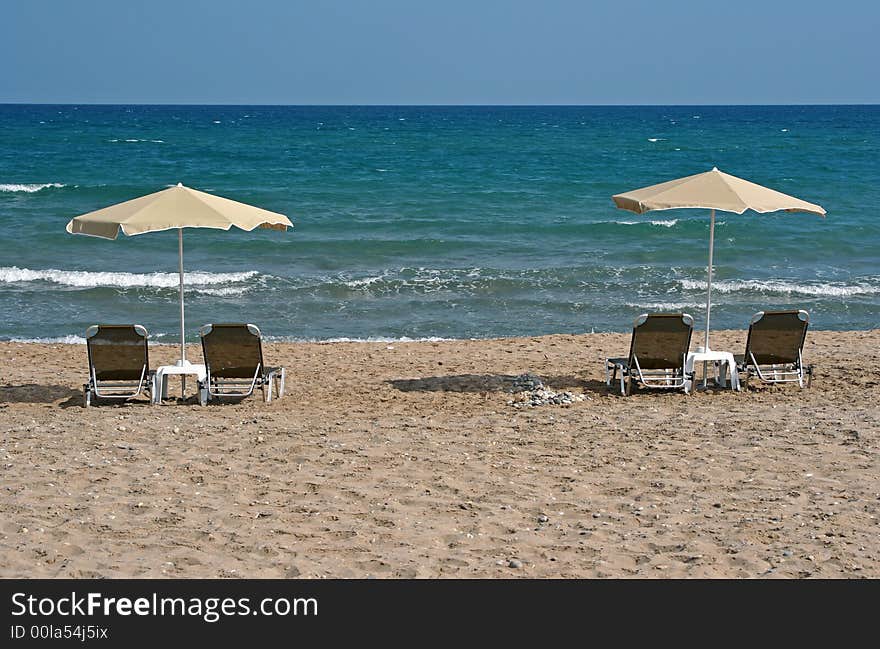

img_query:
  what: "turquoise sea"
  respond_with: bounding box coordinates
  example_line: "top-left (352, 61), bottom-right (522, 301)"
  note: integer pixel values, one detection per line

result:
top-left (0, 104), bottom-right (877, 342)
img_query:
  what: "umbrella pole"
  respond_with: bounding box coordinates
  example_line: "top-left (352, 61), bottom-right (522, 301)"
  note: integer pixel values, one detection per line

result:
top-left (701, 208), bottom-right (716, 388)
top-left (178, 227), bottom-right (186, 399)
top-left (705, 208), bottom-right (715, 350)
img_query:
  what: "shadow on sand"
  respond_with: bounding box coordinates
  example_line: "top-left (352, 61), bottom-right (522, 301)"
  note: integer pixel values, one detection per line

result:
top-left (0, 384), bottom-right (169, 409)
top-left (0, 384), bottom-right (82, 405)
top-left (388, 373), bottom-right (608, 394)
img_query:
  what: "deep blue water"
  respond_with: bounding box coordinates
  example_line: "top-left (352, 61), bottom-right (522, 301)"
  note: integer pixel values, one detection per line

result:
top-left (0, 104), bottom-right (877, 342)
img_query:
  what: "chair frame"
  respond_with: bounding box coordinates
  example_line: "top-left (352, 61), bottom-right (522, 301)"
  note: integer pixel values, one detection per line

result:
top-left (198, 323), bottom-right (286, 404)
top-left (83, 324), bottom-right (154, 407)
top-left (605, 313), bottom-right (695, 396)
top-left (737, 310), bottom-right (813, 388)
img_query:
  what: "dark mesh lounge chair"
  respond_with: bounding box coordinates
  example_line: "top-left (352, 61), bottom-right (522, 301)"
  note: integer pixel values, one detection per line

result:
top-left (198, 323), bottom-right (285, 404)
top-left (735, 310), bottom-right (813, 388)
top-left (605, 313), bottom-right (695, 396)
top-left (83, 324), bottom-right (154, 407)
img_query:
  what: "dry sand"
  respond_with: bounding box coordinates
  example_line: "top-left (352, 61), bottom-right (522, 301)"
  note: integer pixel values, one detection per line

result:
top-left (1, 329), bottom-right (878, 578)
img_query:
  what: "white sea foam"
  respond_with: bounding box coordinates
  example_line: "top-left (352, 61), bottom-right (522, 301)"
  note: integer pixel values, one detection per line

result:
top-left (616, 219), bottom-right (678, 227)
top-left (335, 268), bottom-right (490, 294)
top-left (7, 335), bottom-right (86, 344)
top-left (191, 286), bottom-right (251, 296)
top-left (5, 334), bottom-right (456, 345)
top-left (344, 273), bottom-right (389, 288)
top-left (269, 335), bottom-right (453, 344)
top-left (625, 301), bottom-right (704, 311)
top-left (678, 278), bottom-right (880, 297)
top-left (0, 267), bottom-right (259, 289)
top-left (0, 183), bottom-right (65, 193)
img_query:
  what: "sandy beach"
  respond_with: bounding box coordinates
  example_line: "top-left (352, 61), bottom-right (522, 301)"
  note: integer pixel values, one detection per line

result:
top-left (1, 329), bottom-right (878, 579)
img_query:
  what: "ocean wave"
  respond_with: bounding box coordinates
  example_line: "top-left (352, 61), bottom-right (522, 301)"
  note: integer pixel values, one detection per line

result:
top-left (267, 335), bottom-right (453, 343)
top-left (0, 183), bottom-right (66, 193)
top-left (0, 266), bottom-right (260, 289)
top-left (343, 272), bottom-right (390, 288)
top-left (678, 278), bottom-right (880, 297)
top-left (3, 334), bottom-right (455, 345)
top-left (191, 286), bottom-right (252, 296)
top-left (616, 219), bottom-right (678, 227)
top-left (624, 301), bottom-right (704, 311)
top-left (6, 335), bottom-right (86, 344)
top-left (337, 267), bottom-right (493, 294)
top-left (333, 266), bottom-right (654, 296)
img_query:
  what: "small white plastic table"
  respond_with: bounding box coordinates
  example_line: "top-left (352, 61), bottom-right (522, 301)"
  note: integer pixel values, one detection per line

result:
top-left (685, 348), bottom-right (740, 391)
top-left (152, 360), bottom-right (207, 404)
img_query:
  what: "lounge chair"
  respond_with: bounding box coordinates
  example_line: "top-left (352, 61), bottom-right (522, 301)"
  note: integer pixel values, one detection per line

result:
top-left (735, 310), bottom-right (813, 388)
top-left (197, 323), bottom-right (285, 404)
top-left (605, 313), bottom-right (695, 395)
top-left (83, 324), bottom-right (154, 407)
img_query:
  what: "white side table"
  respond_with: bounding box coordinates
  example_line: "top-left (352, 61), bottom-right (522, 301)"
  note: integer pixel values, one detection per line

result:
top-left (152, 360), bottom-right (207, 404)
top-left (685, 349), bottom-right (740, 391)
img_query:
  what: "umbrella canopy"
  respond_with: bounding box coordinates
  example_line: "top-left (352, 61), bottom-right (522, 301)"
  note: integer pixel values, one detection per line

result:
top-left (613, 167), bottom-right (825, 217)
top-left (612, 167), bottom-right (825, 350)
top-left (66, 183), bottom-right (291, 238)
top-left (66, 183), bottom-right (292, 376)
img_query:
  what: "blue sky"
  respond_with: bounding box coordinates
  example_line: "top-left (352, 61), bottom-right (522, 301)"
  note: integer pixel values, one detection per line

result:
top-left (2, 0), bottom-right (877, 104)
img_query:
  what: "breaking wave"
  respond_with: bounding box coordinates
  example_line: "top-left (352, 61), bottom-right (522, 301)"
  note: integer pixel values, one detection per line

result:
top-left (0, 183), bottom-right (66, 193)
top-left (615, 219), bottom-right (678, 227)
top-left (624, 301), bottom-right (704, 311)
top-left (678, 278), bottom-right (880, 297)
top-left (5, 335), bottom-right (87, 344)
top-left (0, 266), bottom-right (260, 289)
top-left (3, 334), bottom-right (456, 345)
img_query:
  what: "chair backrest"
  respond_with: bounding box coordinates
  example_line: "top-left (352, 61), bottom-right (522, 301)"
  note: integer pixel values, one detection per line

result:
top-left (86, 324), bottom-right (149, 381)
top-left (199, 323), bottom-right (265, 378)
top-left (628, 313), bottom-right (694, 370)
top-left (744, 310), bottom-right (809, 365)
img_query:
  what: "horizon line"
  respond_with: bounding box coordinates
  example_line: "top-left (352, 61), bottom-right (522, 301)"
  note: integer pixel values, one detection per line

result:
top-left (1, 101), bottom-right (879, 108)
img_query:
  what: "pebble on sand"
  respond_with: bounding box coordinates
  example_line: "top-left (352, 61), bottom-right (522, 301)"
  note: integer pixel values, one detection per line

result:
top-left (506, 373), bottom-right (586, 408)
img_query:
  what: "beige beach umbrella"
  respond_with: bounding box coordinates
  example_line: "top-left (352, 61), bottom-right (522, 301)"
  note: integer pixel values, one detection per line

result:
top-left (66, 183), bottom-right (292, 371)
top-left (612, 167), bottom-right (825, 350)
